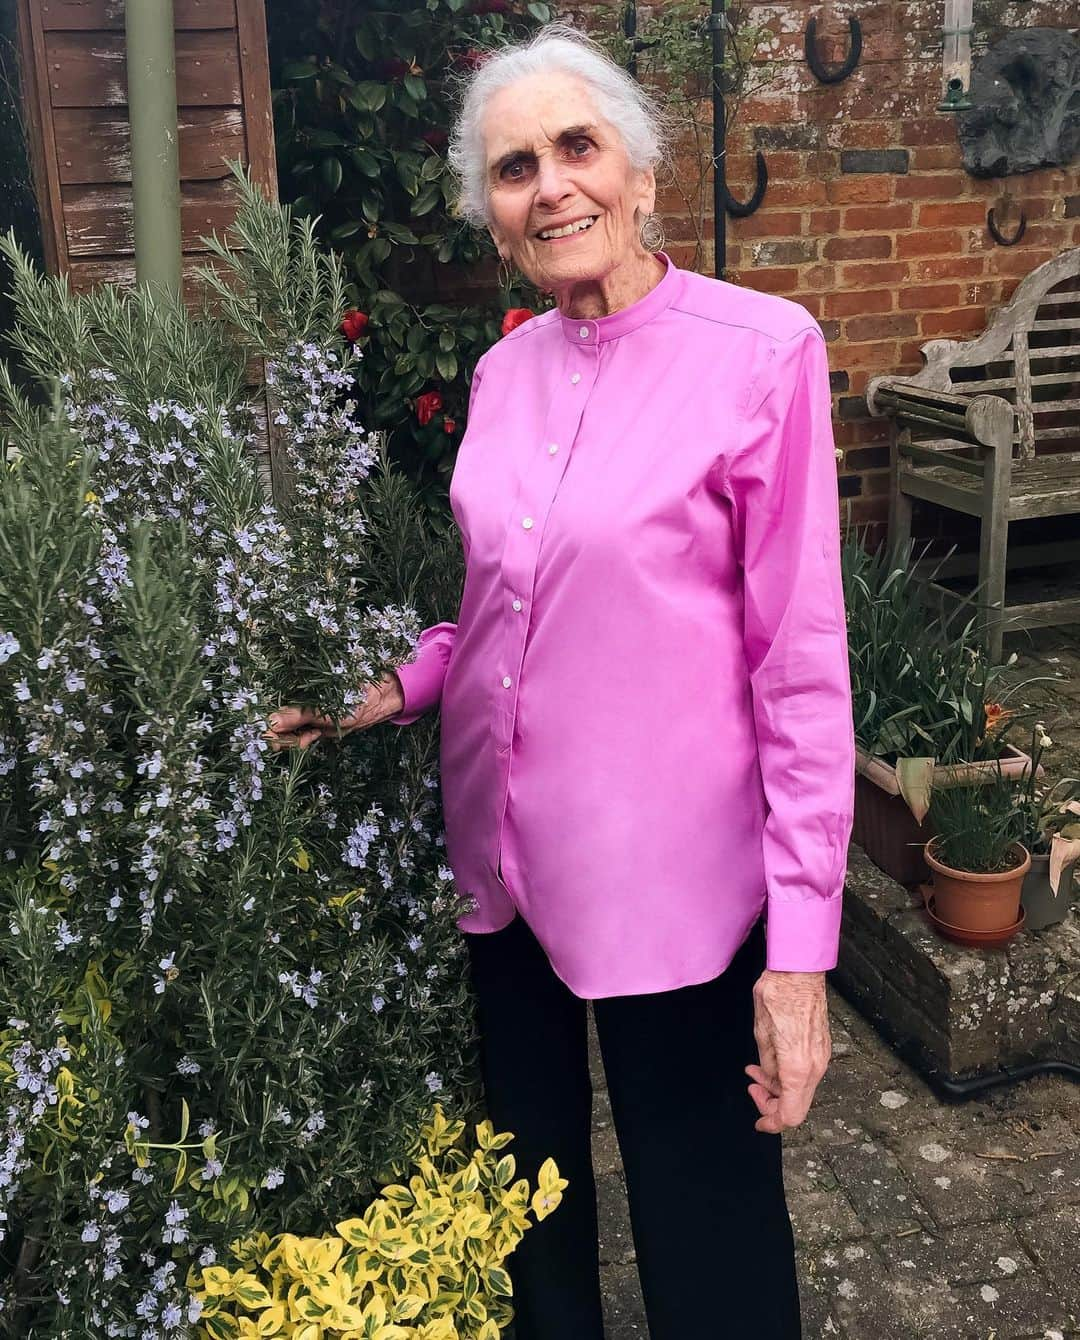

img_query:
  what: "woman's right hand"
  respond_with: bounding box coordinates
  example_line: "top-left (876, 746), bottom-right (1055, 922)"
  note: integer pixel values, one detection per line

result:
top-left (265, 672), bottom-right (406, 751)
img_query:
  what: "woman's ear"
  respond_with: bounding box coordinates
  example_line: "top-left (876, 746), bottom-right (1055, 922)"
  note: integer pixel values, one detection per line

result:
top-left (637, 166), bottom-right (657, 219)
top-left (487, 222), bottom-right (508, 260)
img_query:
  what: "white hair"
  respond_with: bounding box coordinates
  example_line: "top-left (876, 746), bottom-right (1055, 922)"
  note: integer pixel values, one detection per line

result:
top-left (445, 21), bottom-right (676, 231)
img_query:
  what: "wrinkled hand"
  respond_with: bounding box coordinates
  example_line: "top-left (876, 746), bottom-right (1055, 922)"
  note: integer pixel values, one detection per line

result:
top-left (745, 970), bottom-right (831, 1134)
top-left (264, 672), bottom-right (405, 750)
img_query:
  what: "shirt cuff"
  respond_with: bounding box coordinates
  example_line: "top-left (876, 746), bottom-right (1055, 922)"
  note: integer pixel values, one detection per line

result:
top-left (385, 652), bottom-right (443, 726)
top-left (764, 894), bottom-right (844, 972)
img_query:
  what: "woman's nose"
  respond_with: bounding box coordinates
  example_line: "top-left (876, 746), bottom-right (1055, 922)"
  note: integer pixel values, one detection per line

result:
top-left (534, 156), bottom-right (573, 207)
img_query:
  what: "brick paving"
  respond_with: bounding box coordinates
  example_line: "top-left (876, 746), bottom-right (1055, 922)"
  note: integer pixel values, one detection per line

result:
top-left (593, 617), bottom-right (1080, 1339)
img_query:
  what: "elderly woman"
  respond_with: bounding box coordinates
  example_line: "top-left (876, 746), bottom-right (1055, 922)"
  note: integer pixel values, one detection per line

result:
top-left (270, 20), bottom-right (854, 1340)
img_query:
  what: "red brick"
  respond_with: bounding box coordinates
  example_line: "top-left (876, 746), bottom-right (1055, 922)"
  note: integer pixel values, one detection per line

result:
top-left (898, 340), bottom-right (930, 367)
top-left (843, 341), bottom-right (903, 368)
top-left (800, 263), bottom-right (838, 290)
top-left (894, 173), bottom-right (968, 200)
top-left (762, 180), bottom-right (830, 207)
top-left (824, 289), bottom-right (893, 318)
top-left (810, 209), bottom-right (843, 234)
top-left (843, 203), bottom-right (914, 231)
top-left (824, 234), bottom-right (893, 261)
top-left (730, 211), bottom-right (806, 239)
top-left (794, 294), bottom-right (824, 319)
top-left (899, 118), bottom-right (957, 147)
top-left (910, 145), bottom-right (963, 170)
top-left (911, 256), bottom-right (985, 281)
top-left (895, 230), bottom-right (963, 258)
top-left (920, 307), bottom-right (994, 337)
top-left (830, 120), bottom-right (898, 149)
top-left (827, 177), bottom-right (895, 205)
top-left (805, 151), bottom-right (840, 178)
top-left (987, 247), bottom-right (1059, 276)
top-left (918, 201), bottom-right (987, 227)
top-left (839, 261), bottom-right (910, 287)
top-left (739, 94), bottom-right (803, 125)
top-left (744, 268), bottom-right (800, 295)
top-left (664, 213), bottom-right (706, 243)
top-left (847, 313), bottom-right (919, 341)
top-left (898, 282), bottom-right (962, 309)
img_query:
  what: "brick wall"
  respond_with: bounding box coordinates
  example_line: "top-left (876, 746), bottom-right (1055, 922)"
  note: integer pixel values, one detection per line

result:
top-left (560, 1), bottom-right (1080, 552)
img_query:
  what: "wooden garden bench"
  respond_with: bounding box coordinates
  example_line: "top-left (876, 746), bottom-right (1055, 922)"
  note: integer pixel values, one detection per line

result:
top-left (866, 246), bottom-right (1080, 663)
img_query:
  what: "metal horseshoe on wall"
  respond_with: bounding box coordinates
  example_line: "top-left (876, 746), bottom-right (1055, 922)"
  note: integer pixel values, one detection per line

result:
top-left (987, 202), bottom-right (1027, 247)
top-left (804, 15), bottom-right (863, 84)
top-left (718, 152), bottom-right (769, 218)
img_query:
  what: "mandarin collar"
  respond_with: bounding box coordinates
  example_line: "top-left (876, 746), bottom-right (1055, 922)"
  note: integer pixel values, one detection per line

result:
top-left (556, 251), bottom-right (681, 346)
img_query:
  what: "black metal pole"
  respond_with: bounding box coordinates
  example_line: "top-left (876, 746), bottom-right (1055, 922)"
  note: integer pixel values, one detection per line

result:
top-left (709, 0), bottom-right (727, 279)
top-left (624, 0), bottom-right (637, 80)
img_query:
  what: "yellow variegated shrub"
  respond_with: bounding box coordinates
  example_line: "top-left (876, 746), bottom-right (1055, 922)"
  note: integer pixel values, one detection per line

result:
top-left (192, 1104), bottom-right (566, 1340)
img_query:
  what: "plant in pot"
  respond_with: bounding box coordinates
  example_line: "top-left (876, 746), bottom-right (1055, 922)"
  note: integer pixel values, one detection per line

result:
top-left (842, 530), bottom-right (1046, 885)
top-left (1011, 717), bottom-right (1080, 931)
top-left (922, 761), bottom-right (1031, 948)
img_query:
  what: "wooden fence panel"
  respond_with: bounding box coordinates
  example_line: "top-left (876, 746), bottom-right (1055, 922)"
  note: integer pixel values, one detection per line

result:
top-left (17, 0), bottom-right (275, 278)
top-left (40, 0), bottom-right (237, 30)
top-left (53, 107), bottom-right (246, 184)
top-left (45, 30), bottom-right (243, 108)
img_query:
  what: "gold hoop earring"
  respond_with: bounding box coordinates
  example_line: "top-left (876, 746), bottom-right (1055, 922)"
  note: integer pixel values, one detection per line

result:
top-left (639, 211), bottom-right (666, 254)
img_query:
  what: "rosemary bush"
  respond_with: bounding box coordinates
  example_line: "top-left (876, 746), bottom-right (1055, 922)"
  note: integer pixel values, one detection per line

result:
top-left (0, 170), bottom-right (483, 1337)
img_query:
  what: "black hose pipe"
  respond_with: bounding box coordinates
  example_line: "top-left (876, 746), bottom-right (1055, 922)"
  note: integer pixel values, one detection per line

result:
top-left (929, 1059), bottom-right (1080, 1101)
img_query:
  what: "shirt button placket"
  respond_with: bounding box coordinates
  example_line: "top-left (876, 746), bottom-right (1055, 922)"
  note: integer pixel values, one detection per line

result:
top-left (500, 325), bottom-right (592, 761)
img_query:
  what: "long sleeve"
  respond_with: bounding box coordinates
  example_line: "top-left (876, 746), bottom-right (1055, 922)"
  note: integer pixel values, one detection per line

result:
top-left (719, 321), bottom-right (855, 972)
top-left (386, 354), bottom-right (488, 727)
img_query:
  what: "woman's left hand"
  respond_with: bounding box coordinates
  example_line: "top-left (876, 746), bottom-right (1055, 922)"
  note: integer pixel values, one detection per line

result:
top-left (744, 971), bottom-right (831, 1134)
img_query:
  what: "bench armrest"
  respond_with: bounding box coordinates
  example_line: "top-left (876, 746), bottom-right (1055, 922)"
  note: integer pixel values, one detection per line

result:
top-left (866, 376), bottom-right (1014, 451)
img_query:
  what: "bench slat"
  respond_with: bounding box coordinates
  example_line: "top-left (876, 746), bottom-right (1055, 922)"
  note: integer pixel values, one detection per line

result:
top-left (956, 369), bottom-right (1079, 394)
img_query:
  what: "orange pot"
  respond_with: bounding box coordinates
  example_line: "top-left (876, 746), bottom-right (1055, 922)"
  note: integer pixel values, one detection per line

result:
top-left (924, 838), bottom-right (1030, 932)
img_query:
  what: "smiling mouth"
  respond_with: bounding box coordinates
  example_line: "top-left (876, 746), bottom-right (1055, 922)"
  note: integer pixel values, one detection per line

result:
top-left (537, 215), bottom-right (599, 241)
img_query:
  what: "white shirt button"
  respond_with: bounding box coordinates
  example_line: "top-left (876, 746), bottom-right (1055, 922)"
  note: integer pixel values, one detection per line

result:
top-left (579, 325), bottom-right (589, 339)
top-left (512, 599), bottom-right (522, 611)
top-left (548, 443), bottom-right (559, 455)
top-left (502, 676), bottom-right (512, 688)
top-left (570, 372), bottom-right (581, 384)
top-left (522, 516), bottom-right (533, 529)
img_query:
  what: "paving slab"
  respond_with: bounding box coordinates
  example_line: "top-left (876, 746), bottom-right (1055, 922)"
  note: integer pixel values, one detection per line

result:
top-left (1015, 1203), bottom-right (1080, 1314)
top-left (821, 1137), bottom-right (931, 1234)
top-left (878, 1222), bottom-right (1035, 1285)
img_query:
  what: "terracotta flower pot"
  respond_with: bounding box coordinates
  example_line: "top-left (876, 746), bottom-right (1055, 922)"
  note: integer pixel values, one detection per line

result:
top-left (924, 837), bottom-right (1030, 932)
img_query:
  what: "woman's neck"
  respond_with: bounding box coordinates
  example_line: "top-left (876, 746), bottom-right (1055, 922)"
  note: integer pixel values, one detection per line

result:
top-left (554, 250), bottom-right (666, 321)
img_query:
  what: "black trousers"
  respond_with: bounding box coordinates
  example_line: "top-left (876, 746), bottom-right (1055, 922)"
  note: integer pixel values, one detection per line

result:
top-left (465, 913), bottom-right (802, 1340)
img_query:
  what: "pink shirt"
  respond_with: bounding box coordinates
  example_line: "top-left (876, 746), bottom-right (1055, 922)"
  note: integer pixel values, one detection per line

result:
top-left (390, 250), bottom-right (855, 998)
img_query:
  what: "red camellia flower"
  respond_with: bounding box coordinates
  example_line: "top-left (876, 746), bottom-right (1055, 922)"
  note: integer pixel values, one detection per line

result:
top-left (375, 57), bottom-right (411, 81)
top-left (466, 0), bottom-right (512, 12)
top-left (452, 47), bottom-right (489, 71)
top-left (501, 307), bottom-right (534, 336)
top-left (340, 309), bottom-right (369, 342)
top-left (443, 416), bottom-right (457, 434)
top-left (421, 128), bottom-right (449, 148)
top-left (415, 390), bottom-right (444, 426)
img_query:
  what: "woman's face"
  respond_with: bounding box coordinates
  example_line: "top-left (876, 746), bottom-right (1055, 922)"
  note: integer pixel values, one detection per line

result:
top-left (481, 70), bottom-right (656, 294)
